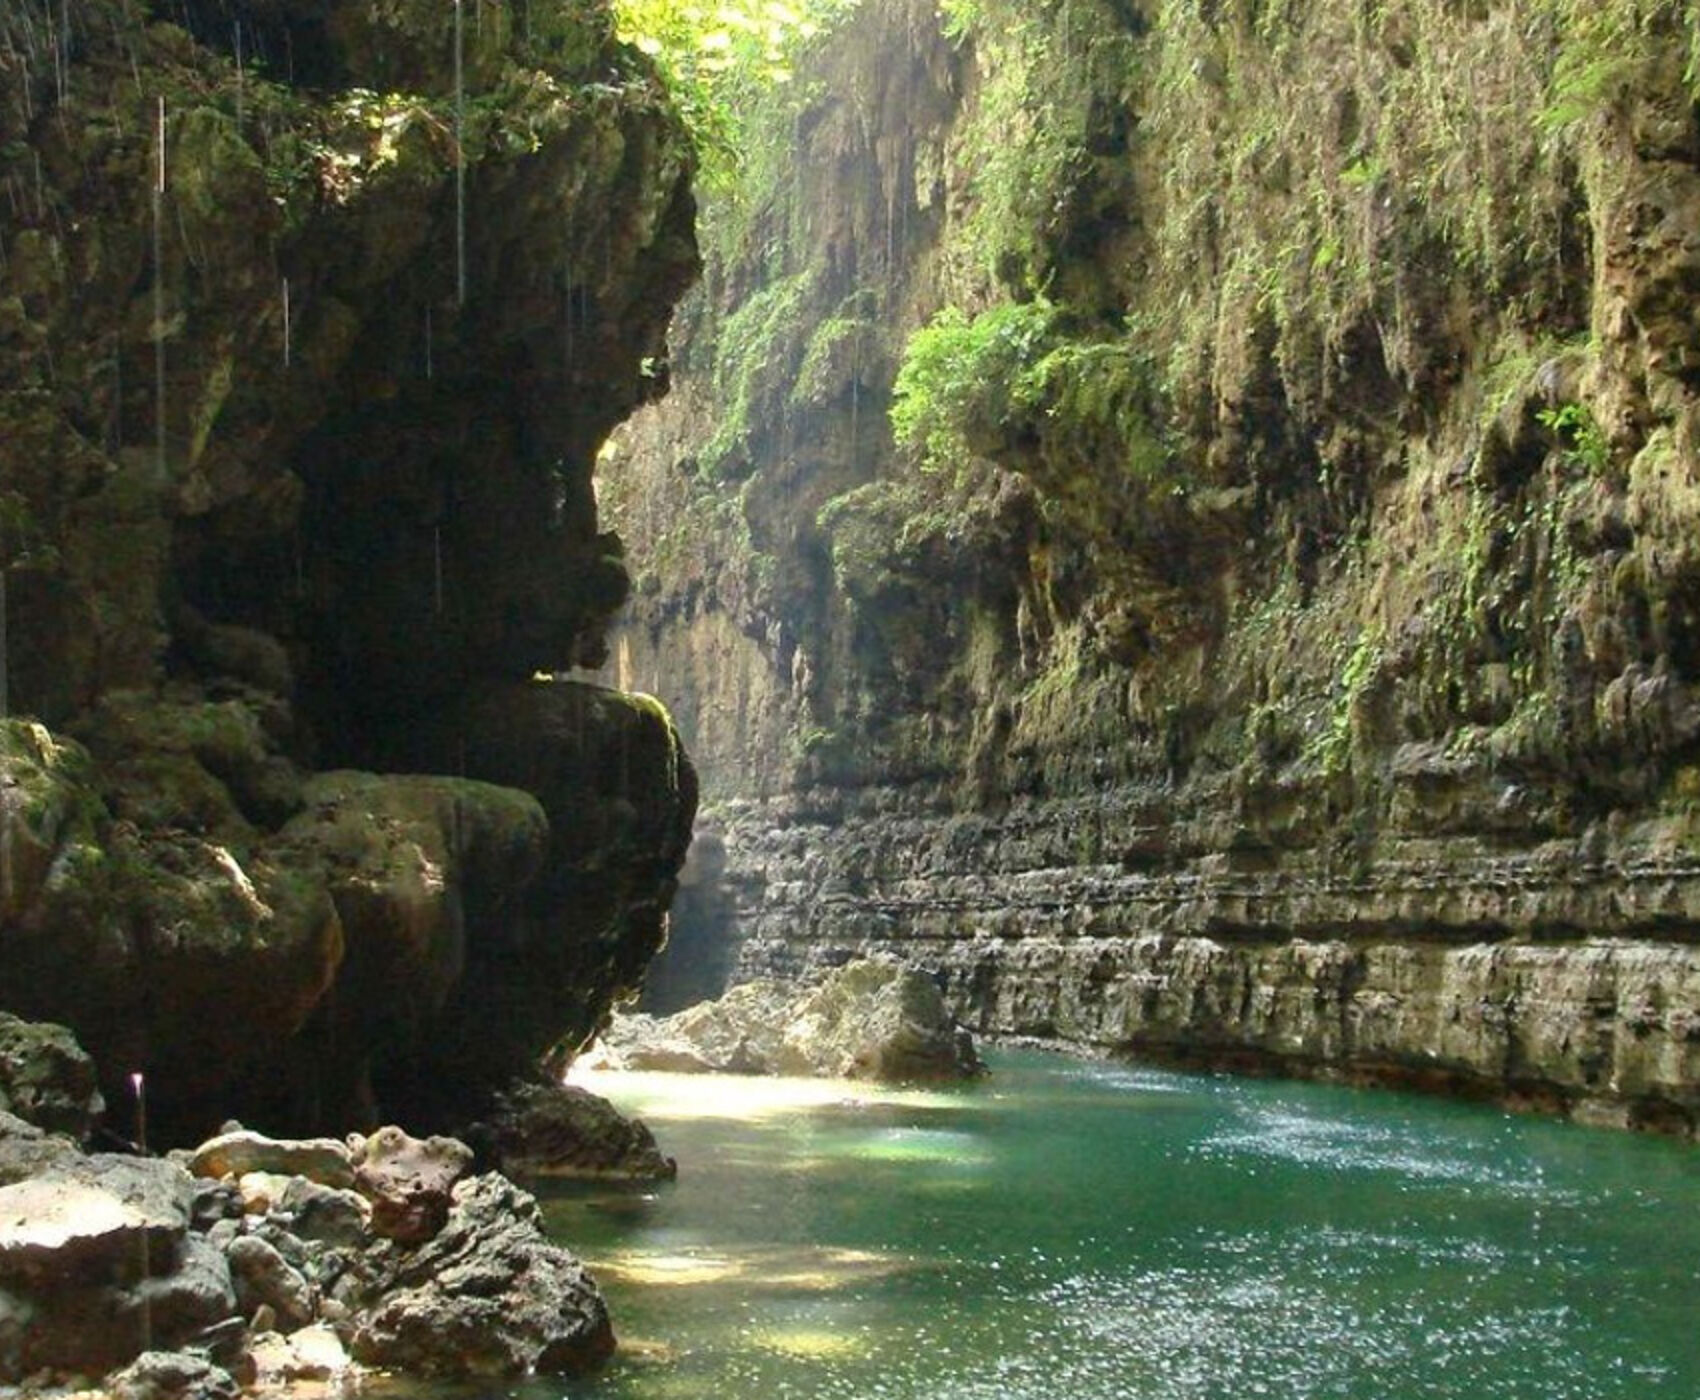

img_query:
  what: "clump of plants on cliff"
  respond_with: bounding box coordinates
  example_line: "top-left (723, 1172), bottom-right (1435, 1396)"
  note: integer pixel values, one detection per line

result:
top-left (890, 298), bottom-right (1174, 502)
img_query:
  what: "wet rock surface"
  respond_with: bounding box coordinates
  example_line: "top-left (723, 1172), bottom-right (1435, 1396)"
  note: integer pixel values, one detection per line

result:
top-left (599, 960), bottom-right (984, 1082)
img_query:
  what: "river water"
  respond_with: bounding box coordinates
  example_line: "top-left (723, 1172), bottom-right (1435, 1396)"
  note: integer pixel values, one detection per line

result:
top-left (515, 1050), bottom-right (1699, 1399)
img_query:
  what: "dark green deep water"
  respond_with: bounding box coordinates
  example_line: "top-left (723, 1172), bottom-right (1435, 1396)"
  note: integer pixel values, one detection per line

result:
top-left (515, 1051), bottom-right (1699, 1399)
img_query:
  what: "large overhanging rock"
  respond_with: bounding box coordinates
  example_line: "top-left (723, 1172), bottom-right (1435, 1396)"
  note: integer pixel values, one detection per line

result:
top-left (0, 0), bottom-right (700, 1145)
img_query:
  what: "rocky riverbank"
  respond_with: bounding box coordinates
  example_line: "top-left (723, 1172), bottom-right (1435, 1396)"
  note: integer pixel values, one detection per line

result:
top-left (0, 1014), bottom-right (677, 1391)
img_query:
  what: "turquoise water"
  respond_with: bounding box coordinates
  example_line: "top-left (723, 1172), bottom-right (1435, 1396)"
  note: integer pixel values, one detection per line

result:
top-left (523, 1051), bottom-right (1699, 1399)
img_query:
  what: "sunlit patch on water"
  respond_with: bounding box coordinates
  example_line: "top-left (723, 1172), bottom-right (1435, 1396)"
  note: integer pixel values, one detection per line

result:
top-left (1038, 1265), bottom-right (1593, 1398)
top-left (589, 1243), bottom-right (920, 1294)
top-left (746, 1326), bottom-right (870, 1360)
top-left (845, 1126), bottom-right (990, 1167)
top-left (1195, 1105), bottom-right (1582, 1201)
top-left (567, 1066), bottom-right (967, 1120)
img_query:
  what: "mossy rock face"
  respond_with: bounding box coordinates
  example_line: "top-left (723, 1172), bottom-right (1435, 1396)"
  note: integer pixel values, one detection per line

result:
top-left (336, 679), bottom-right (699, 1128)
top-left (0, 721), bottom-right (104, 925)
top-left (0, 0), bottom-right (700, 1144)
top-left (0, 723), bottom-right (344, 1136)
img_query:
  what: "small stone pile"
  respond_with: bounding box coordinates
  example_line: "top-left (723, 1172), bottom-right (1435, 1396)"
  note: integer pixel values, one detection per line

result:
top-left (0, 1115), bottom-right (614, 1395)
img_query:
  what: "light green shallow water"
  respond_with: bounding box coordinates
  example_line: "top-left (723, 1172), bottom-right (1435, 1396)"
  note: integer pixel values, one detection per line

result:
top-left (508, 1050), bottom-right (1698, 1399)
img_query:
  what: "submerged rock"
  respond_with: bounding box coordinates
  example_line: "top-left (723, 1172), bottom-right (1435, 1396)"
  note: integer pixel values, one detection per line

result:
top-left (597, 961), bottom-right (985, 1082)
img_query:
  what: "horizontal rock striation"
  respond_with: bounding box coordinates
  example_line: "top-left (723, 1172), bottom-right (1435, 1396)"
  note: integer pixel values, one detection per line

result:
top-left (726, 785), bottom-right (1700, 1133)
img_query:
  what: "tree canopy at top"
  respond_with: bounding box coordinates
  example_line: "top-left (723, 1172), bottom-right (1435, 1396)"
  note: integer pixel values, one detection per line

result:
top-left (614, 0), bottom-right (859, 181)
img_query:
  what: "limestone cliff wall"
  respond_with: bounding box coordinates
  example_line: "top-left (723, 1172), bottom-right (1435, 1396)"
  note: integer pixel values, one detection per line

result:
top-left (603, 0), bottom-right (1700, 1134)
top-left (0, 0), bottom-right (698, 1142)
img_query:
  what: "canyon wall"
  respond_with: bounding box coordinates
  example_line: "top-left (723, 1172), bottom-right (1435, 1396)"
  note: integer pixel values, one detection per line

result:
top-left (602, 0), bottom-right (1700, 1133)
top-left (0, 0), bottom-right (698, 1142)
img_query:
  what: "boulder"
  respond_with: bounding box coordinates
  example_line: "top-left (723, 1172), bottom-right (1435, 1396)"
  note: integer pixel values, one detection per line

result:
top-left (344, 1172), bottom-right (613, 1377)
top-left (0, 1118), bottom-right (81, 1185)
top-left (596, 961), bottom-right (984, 1082)
top-left (0, 1015), bottom-right (104, 1142)
top-left (475, 1081), bottom-right (676, 1181)
top-left (128, 1235), bottom-right (238, 1342)
top-left (0, 1154), bottom-right (191, 1287)
top-left (353, 1127), bottom-right (474, 1244)
top-left (225, 1234), bottom-right (313, 1331)
top-left (279, 1178), bottom-right (370, 1247)
top-left (108, 1350), bottom-right (241, 1400)
top-left (250, 1322), bottom-right (350, 1384)
top-left (187, 1130), bottom-right (355, 1190)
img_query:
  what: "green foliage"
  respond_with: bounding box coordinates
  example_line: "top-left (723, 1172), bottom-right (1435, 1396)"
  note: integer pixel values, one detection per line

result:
top-left (891, 298), bottom-right (1174, 497)
top-left (699, 268), bottom-right (814, 477)
top-left (890, 300), bottom-right (1057, 476)
top-left (1536, 0), bottom-right (1690, 134)
top-left (1291, 620), bottom-right (1387, 777)
top-left (1537, 401), bottom-right (1611, 473)
top-left (613, 0), bottom-right (858, 184)
top-left (940, 0), bottom-right (1141, 291)
top-left (791, 292), bottom-right (878, 408)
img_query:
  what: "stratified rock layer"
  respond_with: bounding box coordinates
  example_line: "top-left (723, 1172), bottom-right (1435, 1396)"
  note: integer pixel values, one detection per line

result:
top-left (724, 789), bottom-right (1700, 1132)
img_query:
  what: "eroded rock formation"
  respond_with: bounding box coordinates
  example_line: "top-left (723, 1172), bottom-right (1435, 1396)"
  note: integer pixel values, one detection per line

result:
top-left (601, 0), bottom-right (1700, 1135)
top-left (0, 0), bottom-right (699, 1143)
top-left (0, 1104), bottom-right (614, 1384)
top-left (596, 959), bottom-right (984, 1082)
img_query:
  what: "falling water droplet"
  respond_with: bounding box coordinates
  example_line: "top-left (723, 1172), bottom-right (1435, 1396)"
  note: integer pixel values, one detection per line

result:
top-left (433, 524), bottom-right (444, 615)
top-left (153, 95), bottom-right (166, 475)
top-left (0, 519), bottom-right (9, 724)
top-left (424, 306), bottom-right (434, 379)
top-left (454, 0), bottom-right (466, 307)
top-left (234, 19), bottom-right (244, 132)
top-left (281, 277), bottom-right (291, 368)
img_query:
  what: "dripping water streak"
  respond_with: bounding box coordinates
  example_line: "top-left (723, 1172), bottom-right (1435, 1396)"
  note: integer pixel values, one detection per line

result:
top-left (433, 525), bottom-right (444, 616)
top-left (153, 96), bottom-right (166, 476)
top-left (282, 278), bottom-right (291, 369)
top-left (425, 307), bottom-right (434, 379)
top-left (0, 522), bottom-right (8, 724)
top-left (131, 1073), bottom-right (152, 1349)
top-left (454, 0), bottom-right (466, 307)
top-left (234, 20), bottom-right (243, 132)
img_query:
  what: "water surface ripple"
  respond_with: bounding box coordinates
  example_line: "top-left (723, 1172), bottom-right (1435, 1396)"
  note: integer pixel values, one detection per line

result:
top-left (503, 1051), bottom-right (1700, 1399)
